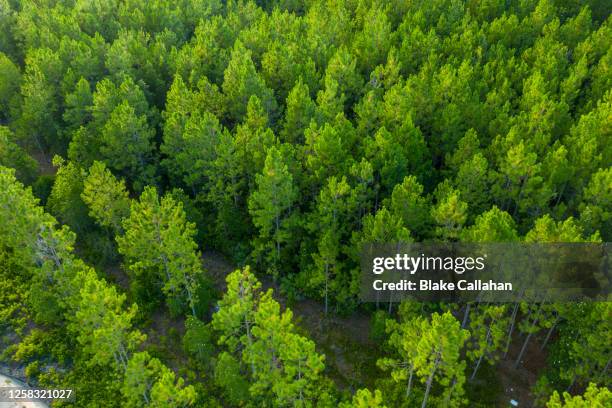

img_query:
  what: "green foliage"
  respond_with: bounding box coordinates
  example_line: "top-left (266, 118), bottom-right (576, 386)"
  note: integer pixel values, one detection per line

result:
top-left (281, 79), bottom-right (316, 144)
top-left (0, 52), bottom-right (20, 122)
top-left (0, 126), bottom-right (38, 184)
top-left (183, 316), bottom-right (215, 365)
top-left (248, 145), bottom-right (297, 272)
top-left (547, 383), bottom-right (611, 407)
top-left (0, 246), bottom-right (29, 334)
top-left (340, 388), bottom-right (387, 408)
top-left (214, 351), bottom-right (251, 405)
top-left (117, 186), bottom-right (205, 316)
top-left (385, 176), bottom-right (431, 239)
top-left (380, 311), bottom-right (469, 407)
top-left (579, 167), bottom-right (611, 240)
top-left (122, 351), bottom-right (197, 407)
top-left (69, 265), bottom-right (144, 370)
top-left (432, 188), bottom-right (468, 241)
top-left (46, 156), bottom-right (92, 234)
top-left (1, 1), bottom-right (611, 406)
top-left (212, 267), bottom-right (331, 406)
top-left (82, 161), bottom-right (131, 234)
top-left (161, 75), bottom-right (222, 192)
top-left (222, 40), bottom-right (277, 123)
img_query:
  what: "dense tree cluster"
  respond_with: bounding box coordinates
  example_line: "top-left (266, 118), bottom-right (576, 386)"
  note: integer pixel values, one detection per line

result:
top-left (0, 0), bottom-right (610, 406)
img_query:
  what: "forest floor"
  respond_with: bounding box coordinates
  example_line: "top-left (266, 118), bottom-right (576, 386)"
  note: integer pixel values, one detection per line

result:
top-left (143, 250), bottom-right (547, 406)
top-left (31, 151), bottom-right (55, 176)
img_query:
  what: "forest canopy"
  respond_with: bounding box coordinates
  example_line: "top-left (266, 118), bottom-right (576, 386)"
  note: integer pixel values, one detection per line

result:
top-left (0, 0), bottom-right (610, 407)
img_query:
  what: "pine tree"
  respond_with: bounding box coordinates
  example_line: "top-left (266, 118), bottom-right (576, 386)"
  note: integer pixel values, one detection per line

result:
top-left (455, 153), bottom-right (491, 218)
top-left (99, 100), bottom-right (157, 191)
top-left (117, 187), bottom-right (203, 316)
top-left (547, 383), bottom-right (611, 407)
top-left (0, 52), bottom-right (20, 123)
top-left (0, 126), bottom-right (38, 184)
top-left (461, 206), bottom-right (519, 243)
top-left (211, 267), bottom-right (261, 366)
top-left (233, 96), bottom-right (277, 191)
top-left (323, 46), bottom-right (363, 112)
top-left (69, 266), bottom-right (144, 370)
top-left (413, 312), bottom-right (468, 408)
top-left (352, 3), bottom-right (392, 75)
top-left (214, 351), bottom-right (251, 405)
top-left (560, 302), bottom-right (611, 391)
top-left (246, 291), bottom-right (326, 406)
top-left (161, 75), bottom-right (222, 193)
top-left (222, 40), bottom-right (277, 124)
top-left (386, 176), bottom-right (431, 239)
top-left (304, 117), bottom-right (354, 191)
top-left (340, 389), bottom-right (387, 408)
top-left (308, 176), bottom-right (352, 314)
top-left (579, 168), bottom-right (611, 240)
top-left (81, 161), bottom-right (131, 235)
top-left (212, 267), bottom-right (329, 406)
top-left (47, 156), bottom-right (92, 235)
top-left (466, 305), bottom-right (509, 380)
top-left (377, 313), bottom-right (425, 401)
top-left (123, 351), bottom-right (197, 407)
top-left (62, 77), bottom-right (93, 135)
top-left (281, 79), bottom-right (316, 144)
top-left (248, 146), bottom-right (297, 272)
top-left (431, 188), bottom-right (468, 241)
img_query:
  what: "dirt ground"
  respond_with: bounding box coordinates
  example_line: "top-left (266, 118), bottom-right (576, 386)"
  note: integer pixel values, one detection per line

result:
top-left (200, 251), bottom-right (549, 406)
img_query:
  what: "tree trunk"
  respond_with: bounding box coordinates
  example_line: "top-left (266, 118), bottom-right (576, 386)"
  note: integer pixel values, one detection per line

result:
top-left (514, 331), bottom-right (534, 368)
top-left (566, 375), bottom-right (576, 392)
top-left (504, 299), bottom-right (521, 358)
top-left (513, 177), bottom-right (528, 217)
top-left (461, 303), bottom-right (471, 329)
top-left (421, 355), bottom-right (440, 408)
top-left (599, 358), bottom-right (611, 380)
top-left (554, 182), bottom-right (567, 206)
top-left (245, 317), bottom-right (256, 376)
top-left (406, 363), bottom-right (414, 397)
top-left (324, 262), bottom-right (329, 316)
top-left (187, 287), bottom-right (197, 317)
top-left (471, 352), bottom-right (485, 382)
top-left (444, 378), bottom-right (457, 406)
top-left (275, 215), bottom-right (281, 263)
top-left (540, 316), bottom-right (559, 351)
top-left (471, 323), bottom-right (492, 380)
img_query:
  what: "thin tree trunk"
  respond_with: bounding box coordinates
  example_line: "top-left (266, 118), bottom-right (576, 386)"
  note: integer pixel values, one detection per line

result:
top-left (297, 359), bottom-right (303, 403)
top-left (421, 355), bottom-right (440, 408)
top-left (245, 318), bottom-right (256, 376)
top-left (444, 378), bottom-right (457, 406)
top-left (566, 375), bottom-right (576, 392)
top-left (462, 303), bottom-right (471, 329)
top-left (540, 316), bottom-right (559, 351)
top-left (406, 363), bottom-right (414, 397)
top-left (324, 262), bottom-right (329, 316)
top-left (471, 323), bottom-right (492, 380)
top-left (187, 288), bottom-right (196, 317)
top-left (471, 352), bottom-right (485, 382)
top-left (514, 330), bottom-right (535, 368)
top-left (275, 215), bottom-right (280, 263)
top-left (554, 182), bottom-right (567, 206)
top-left (599, 358), bottom-right (611, 380)
top-left (504, 302), bottom-right (520, 358)
top-left (513, 177), bottom-right (527, 217)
